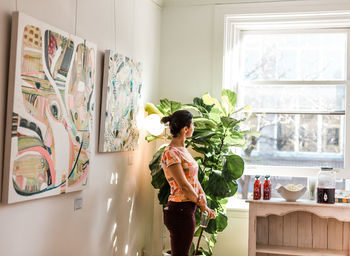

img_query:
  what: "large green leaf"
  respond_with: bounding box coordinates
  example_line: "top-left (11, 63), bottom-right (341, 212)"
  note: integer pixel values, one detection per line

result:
top-left (224, 132), bottom-right (245, 147)
top-left (220, 116), bottom-right (240, 128)
top-left (193, 117), bottom-right (217, 129)
top-left (206, 197), bottom-right (220, 210)
top-left (145, 135), bottom-right (167, 142)
top-left (216, 211), bottom-right (228, 232)
top-left (204, 213), bottom-right (227, 234)
top-left (222, 155), bottom-right (245, 181)
top-left (192, 97), bottom-right (214, 114)
top-left (221, 89), bottom-right (237, 115)
top-left (149, 146), bottom-right (165, 175)
top-left (194, 226), bottom-right (203, 237)
top-left (192, 129), bottom-right (216, 140)
top-left (158, 183), bottom-right (170, 206)
top-left (202, 93), bottom-right (226, 116)
top-left (191, 144), bottom-right (211, 155)
top-left (157, 99), bottom-right (182, 115)
top-left (144, 102), bottom-right (163, 116)
top-left (149, 146), bottom-right (166, 189)
top-left (207, 171), bottom-right (238, 198)
top-left (197, 162), bottom-right (205, 183)
top-left (205, 218), bottom-right (217, 234)
top-left (151, 168), bottom-right (167, 189)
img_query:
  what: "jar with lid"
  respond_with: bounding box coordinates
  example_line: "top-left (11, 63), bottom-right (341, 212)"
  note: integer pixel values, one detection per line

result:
top-left (317, 167), bottom-right (336, 204)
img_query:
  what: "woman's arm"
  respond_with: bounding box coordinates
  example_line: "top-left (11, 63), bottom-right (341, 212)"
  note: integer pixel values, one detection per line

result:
top-left (167, 163), bottom-right (200, 204)
top-left (166, 164), bottom-right (215, 218)
top-left (197, 180), bottom-right (216, 219)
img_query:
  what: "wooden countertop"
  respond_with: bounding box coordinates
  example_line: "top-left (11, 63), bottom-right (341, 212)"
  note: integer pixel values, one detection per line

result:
top-left (246, 198), bottom-right (350, 208)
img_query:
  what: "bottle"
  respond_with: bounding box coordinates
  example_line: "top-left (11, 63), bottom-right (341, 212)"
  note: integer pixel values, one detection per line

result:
top-left (317, 167), bottom-right (336, 204)
top-left (253, 175), bottom-right (261, 200)
top-left (263, 175), bottom-right (271, 200)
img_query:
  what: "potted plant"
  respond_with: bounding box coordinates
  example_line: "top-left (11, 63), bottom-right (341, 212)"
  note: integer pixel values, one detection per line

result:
top-left (145, 89), bottom-right (257, 255)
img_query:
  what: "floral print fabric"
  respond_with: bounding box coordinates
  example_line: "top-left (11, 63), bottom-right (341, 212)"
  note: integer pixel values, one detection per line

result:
top-left (161, 146), bottom-right (199, 202)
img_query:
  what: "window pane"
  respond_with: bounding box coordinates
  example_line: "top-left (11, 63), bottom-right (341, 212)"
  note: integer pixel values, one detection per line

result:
top-left (240, 33), bottom-right (347, 81)
top-left (323, 115), bottom-right (342, 153)
top-left (241, 84), bottom-right (345, 112)
top-left (243, 113), bottom-right (344, 168)
top-left (299, 114), bottom-right (317, 152)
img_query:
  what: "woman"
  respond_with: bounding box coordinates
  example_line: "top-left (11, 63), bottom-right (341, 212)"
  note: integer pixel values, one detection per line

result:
top-left (161, 110), bottom-right (215, 256)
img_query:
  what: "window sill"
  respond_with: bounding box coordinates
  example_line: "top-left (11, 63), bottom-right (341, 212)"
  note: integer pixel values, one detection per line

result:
top-left (226, 198), bottom-right (249, 212)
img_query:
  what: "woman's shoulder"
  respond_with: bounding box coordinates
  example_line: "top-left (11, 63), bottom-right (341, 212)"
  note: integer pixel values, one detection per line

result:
top-left (163, 146), bottom-right (181, 155)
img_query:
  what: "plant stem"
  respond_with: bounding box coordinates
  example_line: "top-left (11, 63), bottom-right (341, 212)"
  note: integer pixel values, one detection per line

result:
top-left (217, 129), bottom-right (226, 168)
top-left (194, 228), bottom-right (204, 255)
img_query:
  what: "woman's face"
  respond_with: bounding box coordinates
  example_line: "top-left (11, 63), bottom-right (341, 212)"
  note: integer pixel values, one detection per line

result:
top-left (185, 119), bottom-right (194, 138)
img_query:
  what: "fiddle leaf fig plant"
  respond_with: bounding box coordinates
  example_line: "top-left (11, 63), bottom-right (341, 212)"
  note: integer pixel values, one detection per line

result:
top-left (145, 89), bottom-right (257, 256)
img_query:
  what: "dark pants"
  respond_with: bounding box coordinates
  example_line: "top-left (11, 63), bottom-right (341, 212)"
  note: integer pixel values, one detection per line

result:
top-left (163, 201), bottom-right (197, 256)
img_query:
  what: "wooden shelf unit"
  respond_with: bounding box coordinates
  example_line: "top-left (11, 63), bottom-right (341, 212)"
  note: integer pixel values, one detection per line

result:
top-left (256, 245), bottom-right (348, 256)
top-left (247, 199), bottom-right (350, 256)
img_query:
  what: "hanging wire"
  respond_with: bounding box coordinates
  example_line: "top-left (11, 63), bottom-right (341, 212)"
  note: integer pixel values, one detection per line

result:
top-left (114, 0), bottom-right (117, 52)
top-left (74, 0), bottom-right (78, 35)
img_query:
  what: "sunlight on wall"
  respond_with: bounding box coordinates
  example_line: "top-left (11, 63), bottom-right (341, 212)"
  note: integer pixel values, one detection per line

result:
top-left (113, 236), bottom-right (117, 247)
top-left (125, 244), bottom-right (128, 255)
top-left (107, 198), bottom-right (112, 212)
top-left (110, 172), bottom-right (119, 185)
top-left (115, 172), bottom-right (118, 184)
top-left (129, 196), bottom-right (135, 224)
top-left (110, 173), bottom-right (114, 184)
top-left (111, 222), bottom-right (117, 240)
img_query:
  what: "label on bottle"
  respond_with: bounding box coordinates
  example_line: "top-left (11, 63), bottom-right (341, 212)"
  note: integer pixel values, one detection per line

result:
top-left (263, 184), bottom-right (271, 200)
top-left (317, 187), bottom-right (335, 204)
top-left (254, 184), bottom-right (261, 200)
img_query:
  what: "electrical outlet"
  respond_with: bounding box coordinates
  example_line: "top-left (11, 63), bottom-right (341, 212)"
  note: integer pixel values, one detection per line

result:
top-left (74, 197), bottom-right (83, 211)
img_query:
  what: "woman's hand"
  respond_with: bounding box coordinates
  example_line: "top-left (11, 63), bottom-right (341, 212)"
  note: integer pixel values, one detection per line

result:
top-left (197, 194), bottom-right (206, 209)
top-left (197, 195), bottom-right (215, 219)
top-left (202, 206), bottom-right (216, 219)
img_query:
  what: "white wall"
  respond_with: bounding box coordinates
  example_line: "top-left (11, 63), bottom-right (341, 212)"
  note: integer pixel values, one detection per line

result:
top-left (0, 0), bottom-right (161, 255)
top-left (160, 5), bottom-right (215, 103)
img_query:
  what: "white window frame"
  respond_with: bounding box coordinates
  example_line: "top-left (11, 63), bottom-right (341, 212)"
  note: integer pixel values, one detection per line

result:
top-left (221, 10), bottom-right (350, 178)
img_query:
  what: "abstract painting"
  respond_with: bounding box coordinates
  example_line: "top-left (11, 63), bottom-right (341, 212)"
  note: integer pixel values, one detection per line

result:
top-left (99, 51), bottom-right (142, 152)
top-left (3, 12), bottom-right (96, 203)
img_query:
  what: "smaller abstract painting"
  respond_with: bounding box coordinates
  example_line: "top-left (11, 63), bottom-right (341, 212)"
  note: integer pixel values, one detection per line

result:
top-left (99, 51), bottom-right (142, 152)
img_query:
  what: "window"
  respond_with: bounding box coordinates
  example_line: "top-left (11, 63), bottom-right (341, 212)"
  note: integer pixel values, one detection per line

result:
top-left (224, 14), bottom-right (350, 176)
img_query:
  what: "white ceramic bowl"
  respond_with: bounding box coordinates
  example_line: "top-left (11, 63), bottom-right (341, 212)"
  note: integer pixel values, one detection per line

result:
top-left (277, 185), bottom-right (307, 202)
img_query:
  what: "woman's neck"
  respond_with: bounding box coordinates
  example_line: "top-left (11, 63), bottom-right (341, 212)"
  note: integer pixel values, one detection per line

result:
top-left (169, 136), bottom-right (186, 147)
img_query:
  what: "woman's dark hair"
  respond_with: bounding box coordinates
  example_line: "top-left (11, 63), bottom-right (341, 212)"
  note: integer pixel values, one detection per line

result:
top-left (161, 110), bottom-right (193, 137)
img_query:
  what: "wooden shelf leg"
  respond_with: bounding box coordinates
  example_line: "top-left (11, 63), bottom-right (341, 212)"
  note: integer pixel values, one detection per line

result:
top-left (248, 204), bottom-right (257, 256)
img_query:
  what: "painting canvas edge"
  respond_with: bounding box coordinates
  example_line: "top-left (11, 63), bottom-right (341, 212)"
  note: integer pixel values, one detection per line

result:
top-left (98, 50), bottom-right (112, 153)
top-left (2, 11), bottom-right (19, 204)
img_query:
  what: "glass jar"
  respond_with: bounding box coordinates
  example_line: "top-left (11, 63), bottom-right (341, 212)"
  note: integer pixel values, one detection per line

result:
top-left (317, 167), bottom-right (336, 204)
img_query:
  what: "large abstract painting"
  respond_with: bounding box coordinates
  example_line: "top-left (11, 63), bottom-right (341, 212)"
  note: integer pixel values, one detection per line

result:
top-left (99, 51), bottom-right (142, 152)
top-left (3, 12), bottom-right (96, 203)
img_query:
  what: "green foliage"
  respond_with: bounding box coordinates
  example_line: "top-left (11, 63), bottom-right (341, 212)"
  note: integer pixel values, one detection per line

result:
top-left (146, 90), bottom-right (255, 255)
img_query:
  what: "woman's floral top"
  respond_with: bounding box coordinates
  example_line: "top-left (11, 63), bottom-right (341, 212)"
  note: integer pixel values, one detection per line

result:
top-left (161, 146), bottom-right (199, 202)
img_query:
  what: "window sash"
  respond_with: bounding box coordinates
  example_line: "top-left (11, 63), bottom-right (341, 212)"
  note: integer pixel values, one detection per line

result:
top-left (227, 25), bottom-right (350, 177)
